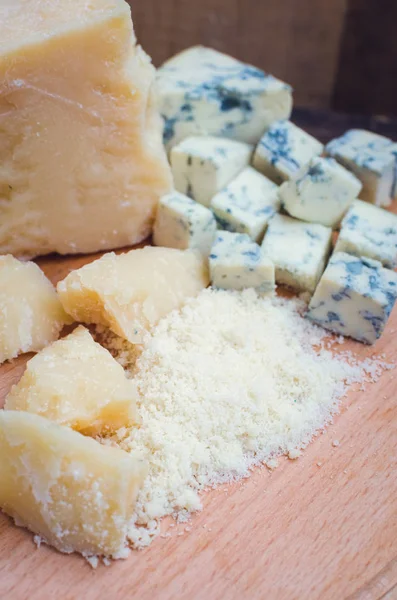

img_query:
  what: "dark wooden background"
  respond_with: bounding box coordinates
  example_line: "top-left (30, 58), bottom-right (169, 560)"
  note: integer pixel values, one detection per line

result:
top-left (130, 0), bottom-right (397, 118)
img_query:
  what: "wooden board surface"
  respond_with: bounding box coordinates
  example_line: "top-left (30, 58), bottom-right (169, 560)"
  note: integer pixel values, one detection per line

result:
top-left (1, 115), bottom-right (397, 599)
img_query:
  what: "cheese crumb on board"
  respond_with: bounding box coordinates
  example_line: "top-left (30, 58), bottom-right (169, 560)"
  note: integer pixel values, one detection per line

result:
top-left (325, 129), bottom-right (396, 207)
top-left (0, 255), bottom-right (70, 364)
top-left (156, 45), bottom-right (293, 150)
top-left (107, 288), bottom-right (380, 548)
top-left (0, 0), bottom-right (171, 258)
top-left (153, 191), bottom-right (217, 255)
top-left (170, 136), bottom-right (252, 207)
top-left (210, 166), bottom-right (280, 242)
top-left (280, 157), bottom-right (362, 229)
top-left (334, 199), bottom-right (397, 268)
top-left (252, 120), bottom-right (324, 184)
top-left (5, 326), bottom-right (139, 436)
top-left (0, 411), bottom-right (146, 558)
top-left (57, 247), bottom-right (209, 344)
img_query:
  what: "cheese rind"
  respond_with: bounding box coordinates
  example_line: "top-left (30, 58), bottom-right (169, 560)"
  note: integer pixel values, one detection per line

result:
top-left (153, 191), bottom-right (217, 255)
top-left (0, 0), bottom-right (171, 258)
top-left (0, 410), bottom-right (146, 558)
top-left (307, 252), bottom-right (397, 344)
top-left (261, 214), bottom-right (332, 293)
top-left (210, 231), bottom-right (275, 292)
top-left (0, 255), bottom-right (70, 364)
top-left (156, 45), bottom-right (293, 150)
top-left (5, 326), bottom-right (139, 436)
top-left (253, 120), bottom-right (324, 184)
top-left (325, 129), bottom-right (395, 207)
top-left (171, 136), bottom-right (252, 207)
top-left (210, 167), bottom-right (280, 242)
top-left (334, 200), bottom-right (397, 268)
top-left (57, 247), bottom-right (209, 344)
top-left (280, 157), bottom-right (362, 228)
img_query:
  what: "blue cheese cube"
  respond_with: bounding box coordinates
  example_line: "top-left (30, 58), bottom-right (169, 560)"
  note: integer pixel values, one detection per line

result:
top-left (171, 136), bottom-right (252, 207)
top-left (153, 191), bottom-right (217, 255)
top-left (156, 46), bottom-right (293, 150)
top-left (252, 120), bottom-right (324, 184)
top-left (261, 214), bottom-right (332, 293)
top-left (210, 167), bottom-right (280, 242)
top-left (334, 200), bottom-right (397, 268)
top-left (307, 252), bottom-right (397, 344)
top-left (280, 157), bottom-right (362, 229)
top-left (209, 231), bottom-right (275, 293)
top-left (325, 129), bottom-right (396, 207)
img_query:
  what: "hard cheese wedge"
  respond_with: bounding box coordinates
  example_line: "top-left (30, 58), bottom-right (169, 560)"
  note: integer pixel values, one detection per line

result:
top-left (0, 411), bottom-right (146, 558)
top-left (57, 247), bottom-right (210, 343)
top-left (0, 255), bottom-right (70, 364)
top-left (0, 0), bottom-right (171, 258)
top-left (5, 326), bottom-right (139, 436)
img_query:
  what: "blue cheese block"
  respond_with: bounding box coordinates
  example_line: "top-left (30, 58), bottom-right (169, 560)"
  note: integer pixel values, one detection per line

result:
top-left (280, 157), bottom-right (362, 229)
top-left (261, 214), bottom-right (332, 293)
top-left (307, 252), bottom-right (397, 344)
top-left (153, 191), bottom-right (217, 255)
top-left (209, 231), bottom-right (275, 293)
top-left (325, 129), bottom-right (396, 207)
top-left (210, 167), bottom-right (280, 242)
top-left (334, 200), bottom-right (397, 268)
top-left (252, 120), bottom-right (324, 185)
top-left (171, 136), bottom-right (252, 207)
top-left (156, 45), bottom-right (293, 150)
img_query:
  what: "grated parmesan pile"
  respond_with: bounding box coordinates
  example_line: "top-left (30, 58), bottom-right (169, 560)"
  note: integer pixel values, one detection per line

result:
top-left (100, 288), bottom-right (386, 548)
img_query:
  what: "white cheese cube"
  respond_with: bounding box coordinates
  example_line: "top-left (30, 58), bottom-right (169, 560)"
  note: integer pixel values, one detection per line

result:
top-left (210, 167), bottom-right (280, 242)
top-left (280, 157), bottom-right (362, 228)
top-left (209, 231), bottom-right (275, 293)
top-left (334, 200), bottom-right (397, 268)
top-left (252, 120), bottom-right (324, 184)
top-left (153, 191), bottom-right (217, 255)
top-left (325, 129), bottom-right (396, 207)
top-left (171, 136), bottom-right (252, 207)
top-left (156, 46), bottom-right (293, 150)
top-left (261, 214), bottom-right (332, 293)
top-left (307, 252), bottom-right (397, 344)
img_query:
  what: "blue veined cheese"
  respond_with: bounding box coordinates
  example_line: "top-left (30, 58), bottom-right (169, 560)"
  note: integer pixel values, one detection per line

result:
top-left (252, 120), bottom-right (324, 184)
top-left (307, 252), bottom-right (397, 344)
top-left (153, 191), bottom-right (217, 255)
top-left (170, 136), bottom-right (252, 207)
top-left (156, 46), bottom-right (293, 150)
top-left (334, 200), bottom-right (397, 268)
top-left (280, 157), bottom-right (362, 229)
top-left (261, 214), bottom-right (332, 293)
top-left (209, 231), bottom-right (275, 292)
top-left (210, 167), bottom-right (280, 242)
top-left (325, 129), bottom-right (396, 207)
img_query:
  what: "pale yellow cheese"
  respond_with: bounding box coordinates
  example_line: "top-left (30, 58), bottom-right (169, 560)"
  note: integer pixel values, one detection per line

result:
top-left (5, 326), bottom-right (139, 436)
top-left (0, 410), bottom-right (146, 558)
top-left (57, 247), bottom-right (209, 343)
top-left (0, 255), bottom-right (70, 364)
top-left (0, 0), bottom-right (171, 258)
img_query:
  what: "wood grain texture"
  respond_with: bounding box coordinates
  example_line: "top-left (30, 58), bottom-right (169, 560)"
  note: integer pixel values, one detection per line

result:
top-left (1, 117), bottom-right (397, 600)
top-left (130, 0), bottom-right (347, 109)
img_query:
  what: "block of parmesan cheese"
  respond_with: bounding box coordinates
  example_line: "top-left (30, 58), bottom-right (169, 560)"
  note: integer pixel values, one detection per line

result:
top-left (5, 326), bottom-right (139, 436)
top-left (0, 0), bottom-right (171, 258)
top-left (0, 411), bottom-right (146, 558)
top-left (57, 247), bottom-right (209, 343)
top-left (0, 255), bottom-right (70, 364)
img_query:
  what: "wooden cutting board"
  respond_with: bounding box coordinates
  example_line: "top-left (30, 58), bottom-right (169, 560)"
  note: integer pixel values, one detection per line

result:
top-left (1, 112), bottom-right (397, 600)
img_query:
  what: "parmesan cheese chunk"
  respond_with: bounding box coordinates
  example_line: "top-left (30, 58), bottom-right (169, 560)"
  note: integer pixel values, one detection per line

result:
top-left (57, 247), bottom-right (209, 343)
top-left (5, 326), bottom-right (139, 436)
top-left (0, 411), bottom-right (147, 558)
top-left (0, 0), bottom-right (171, 258)
top-left (0, 255), bottom-right (70, 364)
